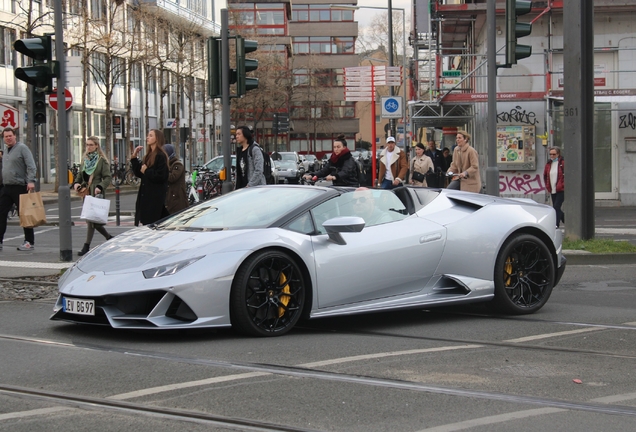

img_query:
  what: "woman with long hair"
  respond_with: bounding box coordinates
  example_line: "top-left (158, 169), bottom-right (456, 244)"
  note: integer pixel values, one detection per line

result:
top-left (71, 137), bottom-right (113, 255)
top-left (304, 135), bottom-right (359, 187)
top-left (131, 129), bottom-right (169, 225)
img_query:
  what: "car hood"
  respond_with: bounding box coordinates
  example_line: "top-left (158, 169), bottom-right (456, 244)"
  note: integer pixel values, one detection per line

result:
top-left (76, 227), bottom-right (265, 275)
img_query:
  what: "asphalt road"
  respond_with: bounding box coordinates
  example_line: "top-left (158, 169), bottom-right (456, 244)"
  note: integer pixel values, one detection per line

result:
top-left (1, 264), bottom-right (635, 431)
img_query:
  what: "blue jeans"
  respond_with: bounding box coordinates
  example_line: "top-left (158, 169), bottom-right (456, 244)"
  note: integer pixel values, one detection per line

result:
top-left (380, 179), bottom-right (396, 189)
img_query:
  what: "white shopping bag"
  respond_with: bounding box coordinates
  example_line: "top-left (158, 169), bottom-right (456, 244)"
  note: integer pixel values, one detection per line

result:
top-left (80, 195), bottom-right (110, 225)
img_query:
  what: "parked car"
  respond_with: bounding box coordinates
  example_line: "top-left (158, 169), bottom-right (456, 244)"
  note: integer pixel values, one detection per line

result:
top-left (273, 159), bottom-right (305, 184)
top-left (52, 185), bottom-right (566, 336)
top-left (202, 155), bottom-right (236, 174)
top-left (301, 154), bottom-right (319, 172)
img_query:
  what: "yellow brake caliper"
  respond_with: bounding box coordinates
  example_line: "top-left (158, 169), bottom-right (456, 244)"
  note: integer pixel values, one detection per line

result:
top-left (504, 257), bottom-right (513, 286)
top-left (278, 272), bottom-right (291, 317)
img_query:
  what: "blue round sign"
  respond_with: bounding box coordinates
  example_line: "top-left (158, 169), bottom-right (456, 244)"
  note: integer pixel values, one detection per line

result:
top-left (384, 98), bottom-right (399, 113)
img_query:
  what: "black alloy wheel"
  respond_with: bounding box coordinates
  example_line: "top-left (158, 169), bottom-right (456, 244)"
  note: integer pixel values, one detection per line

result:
top-left (493, 234), bottom-right (555, 314)
top-left (230, 251), bottom-right (306, 336)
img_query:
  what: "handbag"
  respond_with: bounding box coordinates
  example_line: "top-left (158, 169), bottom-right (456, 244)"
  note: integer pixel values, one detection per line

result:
top-left (80, 195), bottom-right (110, 225)
top-left (411, 170), bottom-right (426, 182)
top-left (19, 191), bottom-right (47, 228)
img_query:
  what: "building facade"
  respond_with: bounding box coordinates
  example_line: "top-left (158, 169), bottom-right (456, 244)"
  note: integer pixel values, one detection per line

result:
top-left (228, 0), bottom-right (360, 155)
top-left (411, 0), bottom-right (636, 206)
top-left (0, 0), bottom-right (220, 183)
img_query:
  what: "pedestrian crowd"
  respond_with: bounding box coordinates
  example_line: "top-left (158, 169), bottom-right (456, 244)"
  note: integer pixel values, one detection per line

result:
top-left (1, 123), bottom-right (566, 254)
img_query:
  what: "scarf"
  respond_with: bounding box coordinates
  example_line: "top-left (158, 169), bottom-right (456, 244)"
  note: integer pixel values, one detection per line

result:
top-left (83, 151), bottom-right (100, 176)
top-left (329, 147), bottom-right (350, 164)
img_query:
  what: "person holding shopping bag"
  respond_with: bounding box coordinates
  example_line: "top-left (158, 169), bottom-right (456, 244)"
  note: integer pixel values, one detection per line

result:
top-left (72, 137), bottom-right (113, 256)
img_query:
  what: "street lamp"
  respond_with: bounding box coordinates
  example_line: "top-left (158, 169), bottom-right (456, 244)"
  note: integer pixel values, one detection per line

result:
top-left (331, 4), bottom-right (408, 144)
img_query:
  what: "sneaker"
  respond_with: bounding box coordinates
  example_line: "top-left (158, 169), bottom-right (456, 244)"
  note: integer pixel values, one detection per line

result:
top-left (17, 241), bottom-right (34, 251)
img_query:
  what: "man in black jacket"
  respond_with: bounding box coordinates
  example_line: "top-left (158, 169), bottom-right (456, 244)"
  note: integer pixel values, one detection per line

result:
top-left (424, 140), bottom-right (446, 188)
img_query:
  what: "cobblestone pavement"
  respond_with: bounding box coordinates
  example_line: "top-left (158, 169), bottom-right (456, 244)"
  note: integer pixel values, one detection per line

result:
top-left (0, 275), bottom-right (60, 302)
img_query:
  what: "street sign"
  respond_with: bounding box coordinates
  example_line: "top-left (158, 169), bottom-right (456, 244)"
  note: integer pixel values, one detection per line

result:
top-left (381, 96), bottom-right (402, 118)
top-left (48, 88), bottom-right (73, 111)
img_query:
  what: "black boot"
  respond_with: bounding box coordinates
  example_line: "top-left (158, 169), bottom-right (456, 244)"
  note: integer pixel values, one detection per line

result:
top-left (78, 243), bottom-right (90, 256)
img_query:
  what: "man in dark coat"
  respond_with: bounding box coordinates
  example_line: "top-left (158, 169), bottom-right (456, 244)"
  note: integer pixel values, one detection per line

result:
top-left (424, 140), bottom-right (445, 188)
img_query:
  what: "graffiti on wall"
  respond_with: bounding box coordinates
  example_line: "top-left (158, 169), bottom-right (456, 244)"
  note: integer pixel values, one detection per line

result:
top-left (619, 113), bottom-right (636, 129)
top-left (499, 172), bottom-right (545, 195)
top-left (497, 106), bottom-right (539, 125)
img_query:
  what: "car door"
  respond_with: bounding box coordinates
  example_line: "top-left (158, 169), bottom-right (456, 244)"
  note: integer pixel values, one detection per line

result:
top-left (310, 194), bottom-right (446, 308)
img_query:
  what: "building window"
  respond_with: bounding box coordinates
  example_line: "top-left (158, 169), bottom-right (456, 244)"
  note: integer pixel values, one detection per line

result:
top-left (293, 68), bottom-right (344, 87)
top-left (0, 26), bottom-right (15, 66)
top-left (147, 68), bottom-right (157, 93)
top-left (131, 63), bottom-right (141, 90)
top-left (293, 37), bottom-right (355, 55)
top-left (291, 5), bottom-right (353, 22)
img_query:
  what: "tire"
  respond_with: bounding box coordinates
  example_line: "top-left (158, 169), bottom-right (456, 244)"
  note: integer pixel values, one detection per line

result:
top-left (492, 234), bottom-right (555, 315)
top-left (230, 250), bottom-right (306, 337)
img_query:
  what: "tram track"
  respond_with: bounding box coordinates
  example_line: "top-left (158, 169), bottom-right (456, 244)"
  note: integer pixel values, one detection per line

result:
top-left (0, 384), bottom-right (318, 432)
top-left (1, 332), bottom-right (636, 418)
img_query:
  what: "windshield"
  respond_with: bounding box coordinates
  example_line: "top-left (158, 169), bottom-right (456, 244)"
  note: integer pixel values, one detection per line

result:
top-left (280, 153), bottom-right (297, 162)
top-left (157, 187), bottom-right (324, 230)
top-left (275, 160), bottom-right (297, 169)
top-left (305, 155), bottom-right (317, 161)
top-left (204, 156), bottom-right (236, 172)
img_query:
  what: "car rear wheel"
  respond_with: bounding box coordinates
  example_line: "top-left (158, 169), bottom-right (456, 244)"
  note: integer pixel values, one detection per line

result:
top-left (493, 234), bottom-right (555, 314)
top-left (230, 251), bottom-right (306, 336)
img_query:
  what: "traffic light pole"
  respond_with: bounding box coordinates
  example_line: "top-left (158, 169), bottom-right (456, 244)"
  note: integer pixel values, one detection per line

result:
top-left (220, 9), bottom-right (234, 195)
top-left (486, 0), bottom-right (499, 196)
top-left (55, 0), bottom-right (72, 261)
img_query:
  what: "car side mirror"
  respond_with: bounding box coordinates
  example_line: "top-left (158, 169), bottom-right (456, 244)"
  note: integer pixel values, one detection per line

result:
top-left (323, 216), bottom-right (365, 245)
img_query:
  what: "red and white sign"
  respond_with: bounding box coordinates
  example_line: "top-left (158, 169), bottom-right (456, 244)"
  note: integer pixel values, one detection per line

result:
top-left (48, 88), bottom-right (73, 111)
top-left (0, 103), bottom-right (19, 129)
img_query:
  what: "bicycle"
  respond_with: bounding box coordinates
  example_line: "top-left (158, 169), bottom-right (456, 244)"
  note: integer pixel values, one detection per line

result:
top-left (199, 171), bottom-right (222, 200)
top-left (111, 162), bottom-right (127, 186)
top-left (68, 162), bottom-right (81, 184)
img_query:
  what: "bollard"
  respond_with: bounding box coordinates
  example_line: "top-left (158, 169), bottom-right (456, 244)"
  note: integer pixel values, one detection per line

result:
top-left (115, 181), bottom-right (121, 226)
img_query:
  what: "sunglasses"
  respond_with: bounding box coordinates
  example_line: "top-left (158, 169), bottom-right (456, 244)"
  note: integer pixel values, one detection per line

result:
top-left (354, 197), bottom-right (369, 204)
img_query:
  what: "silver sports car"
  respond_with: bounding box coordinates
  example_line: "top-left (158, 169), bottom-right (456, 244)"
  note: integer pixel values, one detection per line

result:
top-left (51, 185), bottom-right (566, 336)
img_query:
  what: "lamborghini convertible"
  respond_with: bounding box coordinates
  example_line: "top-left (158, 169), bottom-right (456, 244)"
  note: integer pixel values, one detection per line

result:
top-left (51, 185), bottom-right (566, 336)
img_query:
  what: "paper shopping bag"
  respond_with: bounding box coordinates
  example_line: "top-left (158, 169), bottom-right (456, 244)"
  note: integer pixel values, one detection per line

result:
top-left (80, 195), bottom-right (110, 225)
top-left (19, 191), bottom-right (47, 228)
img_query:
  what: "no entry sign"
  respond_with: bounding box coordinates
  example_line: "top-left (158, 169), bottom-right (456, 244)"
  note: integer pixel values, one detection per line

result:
top-left (48, 88), bottom-right (73, 111)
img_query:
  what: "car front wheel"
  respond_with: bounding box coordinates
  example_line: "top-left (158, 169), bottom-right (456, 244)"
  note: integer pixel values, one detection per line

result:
top-left (230, 250), bottom-right (306, 336)
top-left (493, 234), bottom-right (555, 314)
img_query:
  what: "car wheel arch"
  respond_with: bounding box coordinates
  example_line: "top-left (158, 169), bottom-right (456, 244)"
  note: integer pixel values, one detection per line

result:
top-left (506, 226), bottom-right (559, 272)
top-left (233, 246), bottom-right (314, 319)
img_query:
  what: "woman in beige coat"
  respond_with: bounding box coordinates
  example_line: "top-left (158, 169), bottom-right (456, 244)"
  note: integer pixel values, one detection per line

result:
top-left (409, 143), bottom-right (435, 187)
top-left (447, 130), bottom-right (481, 193)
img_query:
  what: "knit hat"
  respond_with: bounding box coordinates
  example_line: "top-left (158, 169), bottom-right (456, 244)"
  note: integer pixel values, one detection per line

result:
top-left (164, 144), bottom-right (175, 158)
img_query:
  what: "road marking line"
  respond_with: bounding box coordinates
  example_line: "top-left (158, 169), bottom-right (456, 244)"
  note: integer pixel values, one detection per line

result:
top-left (416, 391), bottom-right (636, 431)
top-left (108, 372), bottom-right (271, 400)
top-left (107, 345), bottom-right (483, 400)
top-left (298, 345), bottom-right (483, 368)
top-left (0, 407), bottom-right (71, 421)
top-left (502, 327), bottom-right (603, 343)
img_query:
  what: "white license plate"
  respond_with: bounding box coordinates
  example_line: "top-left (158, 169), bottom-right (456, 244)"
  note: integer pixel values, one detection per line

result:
top-left (63, 297), bottom-right (95, 316)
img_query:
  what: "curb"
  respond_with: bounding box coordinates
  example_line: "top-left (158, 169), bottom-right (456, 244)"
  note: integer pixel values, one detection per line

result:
top-left (563, 252), bottom-right (636, 265)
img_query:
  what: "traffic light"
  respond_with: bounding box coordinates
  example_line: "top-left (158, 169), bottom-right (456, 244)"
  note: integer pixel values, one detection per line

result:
top-left (505, 0), bottom-right (533, 65)
top-left (207, 36), bottom-right (221, 98)
top-left (13, 35), bottom-right (57, 93)
top-left (277, 113), bottom-right (290, 134)
top-left (236, 36), bottom-right (259, 96)
top-left (33, 92), bottom-right (47, 125)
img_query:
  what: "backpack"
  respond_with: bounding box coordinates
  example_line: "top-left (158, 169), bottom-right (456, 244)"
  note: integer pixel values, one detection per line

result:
top-left (249, 143), bottom-right (274, 184)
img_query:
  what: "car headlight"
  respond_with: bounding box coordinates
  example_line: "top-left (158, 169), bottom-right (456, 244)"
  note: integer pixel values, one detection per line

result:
top-left (142, 256), bottom-right (204, 279)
